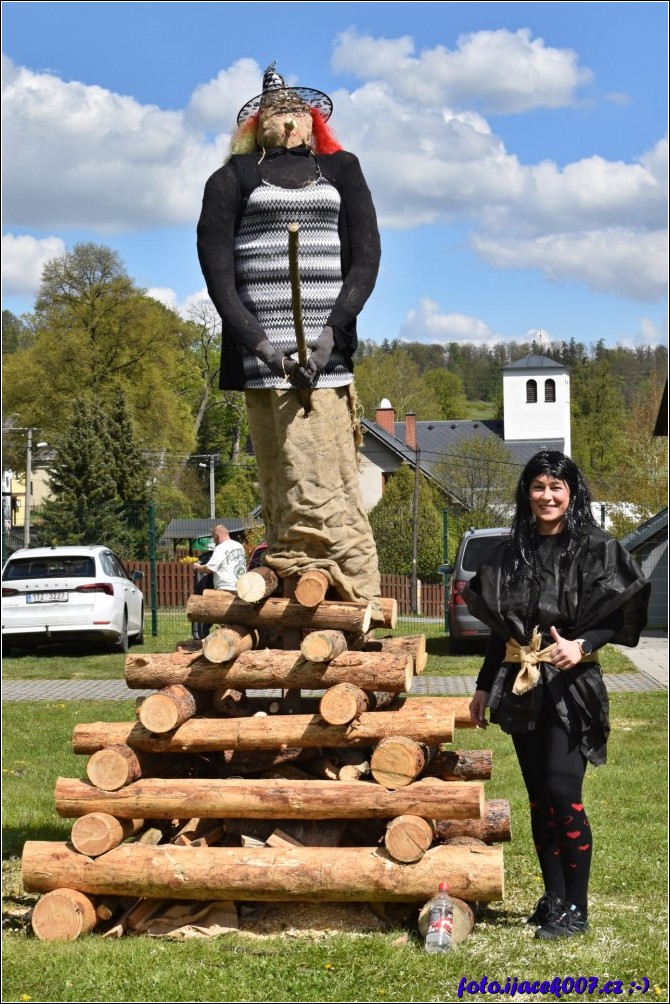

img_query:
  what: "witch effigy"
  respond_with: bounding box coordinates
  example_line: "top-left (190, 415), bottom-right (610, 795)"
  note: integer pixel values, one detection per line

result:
top-left (197, 63), bottom-right (381, 604)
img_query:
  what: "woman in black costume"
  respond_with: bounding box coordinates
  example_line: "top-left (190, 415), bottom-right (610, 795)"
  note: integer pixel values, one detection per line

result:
top-left (466, 451), bottom-right (649, 940)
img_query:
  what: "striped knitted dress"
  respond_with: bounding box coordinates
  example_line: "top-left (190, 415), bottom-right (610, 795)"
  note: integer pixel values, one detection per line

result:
top-left (234, 176), bottom-right (353, 390)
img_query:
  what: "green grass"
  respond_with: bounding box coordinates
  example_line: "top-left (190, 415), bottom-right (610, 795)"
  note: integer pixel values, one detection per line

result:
top-left (2, 694), bottom-right (668, 1002)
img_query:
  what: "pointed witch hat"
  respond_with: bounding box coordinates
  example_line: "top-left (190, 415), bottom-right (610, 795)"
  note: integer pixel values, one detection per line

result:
top-left (237, 61), bottom-right (333, 124)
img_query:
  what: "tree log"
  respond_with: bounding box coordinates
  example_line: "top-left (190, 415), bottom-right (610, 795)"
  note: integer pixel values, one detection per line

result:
top-left (371, 737), bottom-right (434, 789)
top-left (422, 749), bottom-right (492, 782)
top-left (202, 626), bottom-right (257, 663)
top-left (434, 799), bottom-right (512, 844)
top-left (319, 683), bottom-right (372, 725)
top-left (368, 635), bottom-right (428, 675)
top-left (23, 841), bottom-right (504, 903)
top-left (124, 649), bottom-right (412, 694)
top-left (301, 629), bottom-right (348, 663)
top-left (236, 568), bottom-right (280, 603)
top-left (294, 570), bottom-right (329, 608)
top-left (54, 776), bottom-right (483, 821)
top-left (72, 704), bottom-right (456, 754)
top-left (31, 888), bottom-right (98, 941)
top-left (70, 814), bottom-right (144, 857)
top-left (138, 685), bottom-right (210, 734)
top-left (86, 744), bottom-right (142, 791)
top-left (384, 815), bottom-right (434, 863)
top-left (187, 590), bottom-right (373, 633)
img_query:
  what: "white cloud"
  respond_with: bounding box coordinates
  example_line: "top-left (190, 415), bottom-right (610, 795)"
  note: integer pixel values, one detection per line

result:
top-left (331, 27), bottom-right (592, 113)
top-left (147, 285), bottom-right (212, 319)
top-left (186, 59), bottom-right (262, 130)
top-left (472, 227), bottom-right (668, 301)
top-left (400, 298), bottom-right (502, 344)
top-left (2, 233), bottom-right (66, 296)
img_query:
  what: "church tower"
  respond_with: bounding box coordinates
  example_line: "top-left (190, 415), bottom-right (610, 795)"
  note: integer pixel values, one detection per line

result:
top-left (502, 354), bottom-right (571, 457)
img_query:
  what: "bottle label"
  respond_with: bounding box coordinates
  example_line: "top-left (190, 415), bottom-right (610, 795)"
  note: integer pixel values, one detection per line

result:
top-left (427, 909), bottom-right (453, 937)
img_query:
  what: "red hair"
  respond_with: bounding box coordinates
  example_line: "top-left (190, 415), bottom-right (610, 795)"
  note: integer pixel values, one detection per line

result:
top-left (310, 109), bottom-right (342, 154)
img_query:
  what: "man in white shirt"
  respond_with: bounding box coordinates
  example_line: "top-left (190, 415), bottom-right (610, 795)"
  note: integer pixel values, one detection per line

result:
top-left (194, 525), bottom-right (247, 591)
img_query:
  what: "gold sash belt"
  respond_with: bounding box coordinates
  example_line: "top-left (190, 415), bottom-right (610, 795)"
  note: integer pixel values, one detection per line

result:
top-left (505, 628), bottom-right (599, 696)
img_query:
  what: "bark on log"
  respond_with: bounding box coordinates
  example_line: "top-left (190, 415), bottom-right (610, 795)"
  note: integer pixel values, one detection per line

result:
top-left (434, 799), bottom-right (512, 844)
top-left (422, 749), bottom-right (493, 782)
top-left (368, 635), bottom-right (428, 675)
top-left (202, 626), bottom-right (257, 664)
top-left (23, 841), bottom-right (504, 903)
top-left (124, 649), bottom-right (413, 695)
top-left (70, 814), bottom-right (144, 857)
top-left (372, 598), bottom-right (397, 629)
top-left (236, 568), bottom-right (280, 603)
top-left (31, 888), bottom-right (98, 941)
top-left (86, 744), bottom-right (142, 791)
top-left (138, 685), bottom-right (210, 734)
top-left (54, 776), bottom-right (483, 821)
top-left (72, 704), bottom-right (456, 754)
top-left (384, 815), bottom-right (434, 863)
top-left (371, 737), bottom-right (434, 789)
top-left (294, 570), bottom-right (329, 608)
top-left (301, 629), bottom-right (348, 663)
top-left (319, 683), bottom-right (372, 725)
top-left (187, 590), bottom-right (373, 633)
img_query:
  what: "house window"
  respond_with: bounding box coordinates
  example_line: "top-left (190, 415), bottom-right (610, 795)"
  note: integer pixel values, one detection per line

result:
top-left (544, 378), bottom-right (556, 403)
top-left (526, 379), bottom-right (538, 403)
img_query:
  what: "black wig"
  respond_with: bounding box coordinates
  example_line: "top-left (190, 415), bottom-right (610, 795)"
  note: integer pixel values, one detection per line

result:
top-left (505, 450), bottom-right (597, 582)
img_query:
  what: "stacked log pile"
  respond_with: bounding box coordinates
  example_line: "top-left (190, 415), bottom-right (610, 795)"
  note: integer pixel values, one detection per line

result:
top-left (22, 577), bottom-right (508, 941)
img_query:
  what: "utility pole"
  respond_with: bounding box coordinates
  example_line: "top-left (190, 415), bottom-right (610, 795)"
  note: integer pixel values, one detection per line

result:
top-left (411, 445), bottom-right (420, 615)
top-left (209, 454), bottom-right (217, 521)
top-left (24, 427), bottom-right (33, 547)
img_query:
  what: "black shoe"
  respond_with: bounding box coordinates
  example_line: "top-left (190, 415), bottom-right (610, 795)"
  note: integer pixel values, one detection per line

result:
top-left (535, 901), bottom-right (589, 939)
top-left (526, 893), bottom-right (562, 926)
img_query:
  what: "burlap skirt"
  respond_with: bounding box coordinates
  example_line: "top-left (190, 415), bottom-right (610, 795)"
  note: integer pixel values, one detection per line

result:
top-left (245, 386), bottom-right (381, 602)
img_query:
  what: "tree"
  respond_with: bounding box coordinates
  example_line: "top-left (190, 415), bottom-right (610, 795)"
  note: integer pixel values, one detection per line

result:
top-left (367, 465), bottom-right (444, 580)
top-left (424, 370), bottom-right (468, 419)
top-left (433, 434), bottom-right (518, 532)
top-left (38, 399), bottom-right (133, 553)
top-left (571, 358), bottom-right (628, 497)
top-left (355, 348), bottom-right (440, 420)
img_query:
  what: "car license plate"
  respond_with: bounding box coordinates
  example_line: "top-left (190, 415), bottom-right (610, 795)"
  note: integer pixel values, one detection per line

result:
top-left (26, 592), bottom-right (68, 603)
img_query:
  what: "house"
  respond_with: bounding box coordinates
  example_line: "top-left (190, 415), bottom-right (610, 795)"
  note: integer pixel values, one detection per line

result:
top-left (621, 508), bottom-right (668, 629)
top-left (159, 517), bottom-right (263, 557)
top-left (359, 353), bottom-right (568, 510)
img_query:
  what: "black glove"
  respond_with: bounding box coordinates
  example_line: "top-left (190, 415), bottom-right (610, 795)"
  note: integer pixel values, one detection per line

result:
top-left (283, 358), bottom-right (313, 390)
top-left (305, 326), bottom-right (334, 383)
top-left (254, 339), bottom-right (286, 378)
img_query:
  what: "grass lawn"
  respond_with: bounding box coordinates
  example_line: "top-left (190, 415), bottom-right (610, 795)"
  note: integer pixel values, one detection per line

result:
top-left (2, 693), bottom-right (667, 1002)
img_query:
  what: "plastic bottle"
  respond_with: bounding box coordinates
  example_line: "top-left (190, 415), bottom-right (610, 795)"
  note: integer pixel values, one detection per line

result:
top-left (424, 881), bottom-right (454, 953)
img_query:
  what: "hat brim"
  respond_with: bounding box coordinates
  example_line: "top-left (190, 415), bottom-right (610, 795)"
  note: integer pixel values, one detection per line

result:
top-left (237, 86), bottom-right (333, 124)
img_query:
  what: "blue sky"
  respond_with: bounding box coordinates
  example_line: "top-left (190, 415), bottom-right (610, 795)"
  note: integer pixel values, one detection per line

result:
top-left (2, 1), bottom-right (668, 351)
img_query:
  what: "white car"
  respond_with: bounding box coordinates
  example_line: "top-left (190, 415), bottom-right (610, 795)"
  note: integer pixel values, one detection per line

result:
top-left (1, 544), bottom-right (144, 654)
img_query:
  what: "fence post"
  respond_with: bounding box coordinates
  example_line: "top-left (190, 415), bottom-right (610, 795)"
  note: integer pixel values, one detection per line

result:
top-left (148, 503), bottom-right (158, 637)
top-left (442, 508), bottom-right (449, 633)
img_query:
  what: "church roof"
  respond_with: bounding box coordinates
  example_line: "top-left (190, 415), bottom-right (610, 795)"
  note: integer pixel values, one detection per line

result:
top-left (502, 354), bottom-right (567, 371)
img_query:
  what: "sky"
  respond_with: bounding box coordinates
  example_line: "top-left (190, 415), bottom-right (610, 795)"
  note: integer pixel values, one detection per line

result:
top-left (2, 0), bottom-right (668, 352)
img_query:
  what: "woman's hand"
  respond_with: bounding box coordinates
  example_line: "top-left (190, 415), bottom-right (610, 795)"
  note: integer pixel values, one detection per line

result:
top-left (549, 626), bottom-right (583, 670)
top-left (469, 689), bottom-right (489, 729)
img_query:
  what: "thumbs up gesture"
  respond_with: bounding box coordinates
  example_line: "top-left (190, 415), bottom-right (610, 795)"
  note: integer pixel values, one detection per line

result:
top-left (549, 626), bottom-right (583, 671)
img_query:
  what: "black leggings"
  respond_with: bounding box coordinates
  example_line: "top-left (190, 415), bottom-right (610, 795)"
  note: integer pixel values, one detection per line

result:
top-left (512, 704), bottom-right (592, 912)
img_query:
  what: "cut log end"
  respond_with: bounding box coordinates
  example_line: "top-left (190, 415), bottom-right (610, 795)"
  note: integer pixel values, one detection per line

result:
top-left (31, 888), bottom-right (98, 941)
top-left (86, 745), bottom-right (141, 791)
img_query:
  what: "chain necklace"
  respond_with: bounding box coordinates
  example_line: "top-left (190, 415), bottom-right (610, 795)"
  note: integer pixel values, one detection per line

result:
top-left (524, 534), bottom-right (562, 637)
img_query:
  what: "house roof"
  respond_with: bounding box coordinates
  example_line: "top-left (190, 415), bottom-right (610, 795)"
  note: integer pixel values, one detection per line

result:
top-left (360, 418), bottom-right (463, 504)
top-left (160, 517), bottom-right (262, 543)
top-left (502, 354), bottom-right (567, 372)
top-left (393, 420), bottom-right (564, 469)
top-left (620, 508), bottom-right (668, 552)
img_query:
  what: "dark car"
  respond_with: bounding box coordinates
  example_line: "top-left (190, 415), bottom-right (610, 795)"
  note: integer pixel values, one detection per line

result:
top-left (442, 527), bottom-right (510, 651)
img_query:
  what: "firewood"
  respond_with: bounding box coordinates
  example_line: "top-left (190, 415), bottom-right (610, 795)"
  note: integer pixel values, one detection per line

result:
top-left (319, 683), bottom-right (372, 725)
top-left (434, 799), bottom-right (512, 844)
top-left (265, 828), bottom-right (303, 848)
top-left (187, 590), bottom-right (373, 633)
top-left (86, 744), bottom-right (142, 791)
top-left (70, 814), bottom-right (144, 857)
top-left (54, 776), bottom-right (483, 821)
top-left (370, 737), bottom-right (435, 789)
top-left (384, 815), bottom-right (435, 863)
top-left (236, 568), bottom-right (280, 603)
top-left (422, 748), bottom-right (493, 782)
top-left (300, 629), bottom-right (348, 662)
top-left (23, 841), bottom-right (504, 903)
top-left (125, 649), bottom-right (412, 695)
top-left (202, 626), bottom-right (257, 663)
top-left (31, 888), bottom-right (98, 941)
top-left (72, 702), bottom-right (456, 753)
top-left (138, 685), bottom-right (210, 734)
top-left (294, 570), bottom-right (329, 608)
